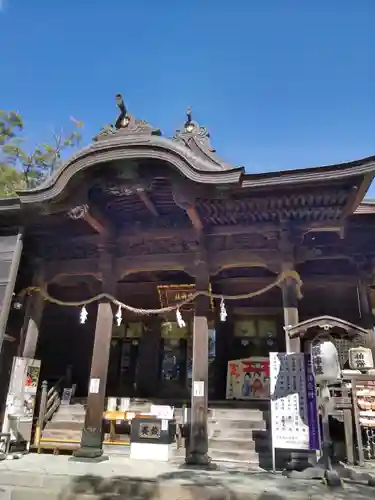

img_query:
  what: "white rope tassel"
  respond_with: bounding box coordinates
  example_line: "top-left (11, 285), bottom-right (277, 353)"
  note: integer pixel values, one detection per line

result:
top-left (80, 305), bottom-right (88, 324)
top-left (115, 305), bottom-right (123, 326)
top-left (220, 297), bottom-right (227, 322)
top-left (176, 308), bottom-right (186, 328)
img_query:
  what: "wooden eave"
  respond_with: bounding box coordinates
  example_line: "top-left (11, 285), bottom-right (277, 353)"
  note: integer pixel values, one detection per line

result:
top-left (355, 199), bottom-right (375, 215)
top-left (286, 315), bottom-right (368, 340)
top-left (12, 135), bottom-right (244, 206)
top-left (0, 141), bottom-right (373, 226)
top-left (241, 155), bottom-right (375, 188)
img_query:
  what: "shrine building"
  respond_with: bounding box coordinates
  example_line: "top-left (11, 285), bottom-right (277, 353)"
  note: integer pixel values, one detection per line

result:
top-left (0, 96), bottom-right (375, 460)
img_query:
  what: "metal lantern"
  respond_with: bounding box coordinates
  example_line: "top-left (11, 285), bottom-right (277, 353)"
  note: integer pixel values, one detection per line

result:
top-left (348, 347), bottom-right (374, 371)
top-left (310, 339), bottom-right (341, 385)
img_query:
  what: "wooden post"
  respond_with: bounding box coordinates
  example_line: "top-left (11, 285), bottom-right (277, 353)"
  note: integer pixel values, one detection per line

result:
top-left (73, 243), bottom-right (115, 462)
top-left (186, 261), bottom-right (210, 466)
top-left (357, 277), bottom-right (375, 360)
top-left (34, 380), bottom-right (48, 452)
top-left (136, 317), bottom-right (162, 397)
top-left (22, 287), bottom-right (45, 359)
top-left (281, 262), bottom-right (312, 471)
top-left (281, 262), bottom-right (300, 353)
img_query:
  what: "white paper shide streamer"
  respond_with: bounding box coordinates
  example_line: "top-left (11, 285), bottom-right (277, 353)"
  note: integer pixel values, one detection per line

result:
top-left (80, 306), bottom-right (88, 324)
top-left (176, 308), bottom-right (186, 328)
top-left (115, 305), bottom-right (123, 327)
top-left (220, 297), bottom-right (227, 322)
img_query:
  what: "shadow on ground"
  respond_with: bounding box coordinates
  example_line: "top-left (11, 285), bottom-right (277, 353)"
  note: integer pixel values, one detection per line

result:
top-left (58, 466), bottom-right (375, 500)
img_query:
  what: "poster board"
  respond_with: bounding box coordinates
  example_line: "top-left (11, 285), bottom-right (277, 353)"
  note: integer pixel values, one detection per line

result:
top-left (349, 374), bottom-right (375, 465)
top-left (2, 357), bottom-right (41, 448)
top-left (226, 357), bottom-right (270, 399)
top-left (269, 352), bottom-right (320, 453)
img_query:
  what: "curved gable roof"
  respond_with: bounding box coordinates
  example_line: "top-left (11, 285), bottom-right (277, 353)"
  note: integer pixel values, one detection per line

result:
top-left (0, 96), bottom-right (375, 212)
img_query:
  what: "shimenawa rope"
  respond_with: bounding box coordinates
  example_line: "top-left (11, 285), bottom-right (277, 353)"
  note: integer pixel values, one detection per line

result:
top-left (17, 270), bottom-right (302, 315)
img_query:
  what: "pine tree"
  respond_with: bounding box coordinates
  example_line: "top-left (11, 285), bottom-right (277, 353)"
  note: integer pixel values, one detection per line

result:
top-left (0, 109), bottom-right (82, 197)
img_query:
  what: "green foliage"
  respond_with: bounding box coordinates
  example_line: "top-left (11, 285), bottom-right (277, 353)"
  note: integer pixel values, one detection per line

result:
top-left (0, 109), bottom-right (83, 197)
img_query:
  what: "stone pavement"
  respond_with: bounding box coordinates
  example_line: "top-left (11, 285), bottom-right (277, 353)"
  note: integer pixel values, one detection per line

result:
top-left (0, 454), bottom-right (374, 499)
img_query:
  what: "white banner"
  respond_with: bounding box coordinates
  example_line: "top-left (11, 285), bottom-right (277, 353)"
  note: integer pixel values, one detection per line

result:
top-left (270, 352), bottom-right (311, 450)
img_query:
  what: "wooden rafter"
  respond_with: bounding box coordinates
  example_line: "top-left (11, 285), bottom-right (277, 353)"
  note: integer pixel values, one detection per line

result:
top-left (137, 190), bottom-right (159, 217)
top-left (186, 206), bottom-right (203, 231)
top-left (172, 187), bottom-right (204, 232)
top-left (68, 204), bottom-right (115, 237)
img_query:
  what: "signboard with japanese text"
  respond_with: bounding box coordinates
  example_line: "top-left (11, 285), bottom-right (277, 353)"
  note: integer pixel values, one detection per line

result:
top-left (157, 284), bottom-right (214, 311)
top-left (157, 284), bottom-right (196, 311)
top-left (226, 357), bottom-right (270, 400)
top-left (269, 352), bottom-right (320, 451)
top-left (2, 357), bottom-right (41, 446)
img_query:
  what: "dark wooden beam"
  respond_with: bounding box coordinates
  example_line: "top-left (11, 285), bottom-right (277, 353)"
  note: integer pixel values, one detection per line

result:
top-left (33, 220), bottom-right (355, 249)
top-left (44, 258), bottom-right (100, 283)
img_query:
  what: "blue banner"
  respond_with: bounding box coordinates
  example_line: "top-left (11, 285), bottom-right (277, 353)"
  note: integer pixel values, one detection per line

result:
top-left (304, 353), bottom-right (321, 451)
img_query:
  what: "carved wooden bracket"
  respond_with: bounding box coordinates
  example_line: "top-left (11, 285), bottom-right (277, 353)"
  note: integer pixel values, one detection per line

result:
top-left (172, 184), bottom-right (203, 231)
top-left (68, 204), bottom-right (115, 236)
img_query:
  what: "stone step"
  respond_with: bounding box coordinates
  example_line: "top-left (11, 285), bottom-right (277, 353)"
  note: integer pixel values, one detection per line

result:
top-left (209, 437), bottom-right (256, 451)
top-left (210, 427), bottom-right (269, 440)
top-left (211, 409), bottom-right (266, 421)
top-left (103, 444), bottom-right (130, 456)
top-left (44, 420), bottom-right (84, 431)
top-left (58, 404), bottom-right (85, 410)
top-left (213, 418), bottom-right (267, 430)
top-left (210, 437), bottom-right (272, 452)
top-left (51, 416), bottom-right (85, 425)
top-left (41, 433), bottom-right (82, 443)
top-left (209, 448), bottom-right (261, 464)
top-left (54, 406), bottom-right (85, 414)
top-left (55, 406), bottom-right (85, 414)
top-left (41, 428), bottom-right (83, 439)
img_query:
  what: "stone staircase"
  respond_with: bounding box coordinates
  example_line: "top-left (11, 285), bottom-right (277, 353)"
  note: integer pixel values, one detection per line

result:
top-left (38, 398), bottom-right (284, 468)
top-left (39, 399), bottom-right (157, 451)
top-left (208, 405), bottom-right (272, 468)
top-left (39, 403), bottom-right (86, 449)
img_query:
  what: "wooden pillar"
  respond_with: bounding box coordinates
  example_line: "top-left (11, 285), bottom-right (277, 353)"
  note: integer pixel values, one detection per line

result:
top-left (73, 243), bottom-right (115, 462)
top-left (186, 261), bottom-right (210, 466)
top-left (282, 263), bottom-right (311, 470)
top-left (357, 276), bottom-right (375, 360)
top-left (281, 262), bottom-right (300, 353)
top-left (22, 274), bottom-right (45, 359)
top-left (136, 317), bottom-right (162, 397)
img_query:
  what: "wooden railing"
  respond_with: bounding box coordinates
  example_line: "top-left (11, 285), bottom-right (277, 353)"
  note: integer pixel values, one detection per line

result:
top-left (33, 376), bottom-right (65, 448)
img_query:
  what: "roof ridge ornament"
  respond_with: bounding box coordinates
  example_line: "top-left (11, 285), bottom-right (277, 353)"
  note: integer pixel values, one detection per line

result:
top-left (93, 94), bottom-right (161, 141)
top-left (173, 108), bottom-right (232, 171)
top-left (174, 107), bottom-right (215, 152)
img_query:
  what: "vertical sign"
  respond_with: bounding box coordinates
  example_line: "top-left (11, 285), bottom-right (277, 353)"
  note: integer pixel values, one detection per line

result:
top-left (269, 352), bottom-right (320, 451)
top-left (304, 353), bottom-right (320, 451)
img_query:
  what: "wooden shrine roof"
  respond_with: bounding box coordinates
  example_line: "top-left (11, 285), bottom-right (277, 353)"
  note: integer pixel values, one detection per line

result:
top-left (0, 98), bottom-right (375, 231)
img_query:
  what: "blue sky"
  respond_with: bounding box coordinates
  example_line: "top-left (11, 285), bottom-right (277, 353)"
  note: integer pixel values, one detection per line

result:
top-left (1, 1), bottom-right (375, 194)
